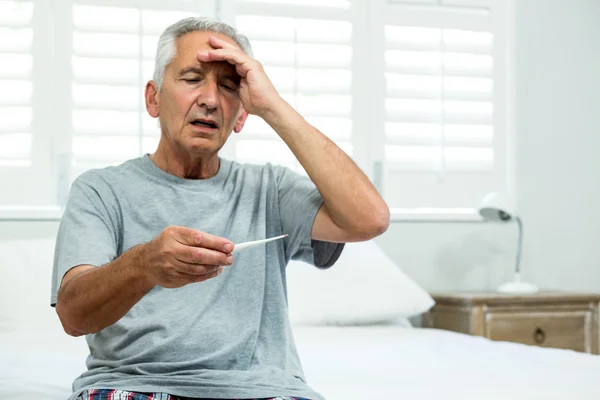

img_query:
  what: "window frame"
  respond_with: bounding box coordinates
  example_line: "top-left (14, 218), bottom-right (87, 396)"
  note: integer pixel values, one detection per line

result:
top-left (0, 0), bottom-right (515, 222)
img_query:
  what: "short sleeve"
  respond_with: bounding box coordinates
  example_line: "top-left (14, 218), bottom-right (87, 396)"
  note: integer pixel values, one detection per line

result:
top-left (275, 165), bottom-right (344, 269)
top-left (50, 173), bottom-right (120, 306)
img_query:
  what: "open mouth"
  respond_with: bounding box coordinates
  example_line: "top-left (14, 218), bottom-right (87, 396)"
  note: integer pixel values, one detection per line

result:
top-left (191, 119), bottom-right (219, 129)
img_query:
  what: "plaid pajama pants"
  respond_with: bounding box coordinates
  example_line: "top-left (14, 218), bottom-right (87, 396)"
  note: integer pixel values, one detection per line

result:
top-left (76, 389), bottom-right (311, 400)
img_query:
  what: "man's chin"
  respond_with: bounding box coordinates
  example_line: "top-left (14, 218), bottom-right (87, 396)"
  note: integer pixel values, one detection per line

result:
top-left (186, 137), bottom-right (223, 155)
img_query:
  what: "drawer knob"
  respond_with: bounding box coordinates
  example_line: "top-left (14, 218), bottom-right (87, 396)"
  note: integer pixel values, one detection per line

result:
top-left (534, 328), bottom-right (546, 344)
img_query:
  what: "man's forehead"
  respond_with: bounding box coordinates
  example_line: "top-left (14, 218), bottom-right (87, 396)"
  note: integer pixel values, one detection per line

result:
top-left (176, 30), bottom-right (241, 55)
top-left (172, 31), bottom-right (240, 73)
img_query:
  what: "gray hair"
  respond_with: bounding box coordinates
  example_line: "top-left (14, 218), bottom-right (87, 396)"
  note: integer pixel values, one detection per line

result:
top-left (153, 17), bottom-right (253, 89)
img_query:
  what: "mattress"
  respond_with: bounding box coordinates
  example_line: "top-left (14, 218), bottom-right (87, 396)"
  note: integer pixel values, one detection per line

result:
top-left (1, 325), bottom-right (599, 399)
top-left (293, 326), bottom-right (600, 399)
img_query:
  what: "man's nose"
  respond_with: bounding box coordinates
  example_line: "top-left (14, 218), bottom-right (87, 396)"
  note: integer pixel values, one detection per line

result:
top-left (197, 79), bottom-right (218, 111)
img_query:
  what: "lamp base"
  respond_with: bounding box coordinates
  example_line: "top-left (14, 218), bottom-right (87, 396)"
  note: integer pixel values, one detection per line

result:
top-left (497, 276), bottom-right (539, 293)
top-left (496, 273), bottom-right (538, 294)
top-left (497, 281), bottom-right (538, 293)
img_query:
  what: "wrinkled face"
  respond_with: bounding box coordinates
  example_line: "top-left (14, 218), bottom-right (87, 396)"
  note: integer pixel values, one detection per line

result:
top-left (148, 31), bottom-right (247, 156)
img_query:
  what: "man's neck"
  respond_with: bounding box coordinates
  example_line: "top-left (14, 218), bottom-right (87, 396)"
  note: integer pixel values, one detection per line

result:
top-left (150, 144), bottom-right (220, 180)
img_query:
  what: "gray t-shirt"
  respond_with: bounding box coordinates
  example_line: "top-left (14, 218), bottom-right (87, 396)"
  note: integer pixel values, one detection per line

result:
top-left (50, 154), bottom-right (344, 400)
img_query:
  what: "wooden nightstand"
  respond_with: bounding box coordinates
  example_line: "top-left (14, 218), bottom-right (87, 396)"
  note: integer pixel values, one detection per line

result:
top-left (423, 292), bottom-right (600, 354)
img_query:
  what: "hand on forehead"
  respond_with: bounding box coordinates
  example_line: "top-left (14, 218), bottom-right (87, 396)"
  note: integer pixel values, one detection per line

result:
top-left (196, 35), bottom-right (255, 79)
top-left (196, 35), bottom-right (243, 68)
top-left (175, 31), bottom-right (241, 76)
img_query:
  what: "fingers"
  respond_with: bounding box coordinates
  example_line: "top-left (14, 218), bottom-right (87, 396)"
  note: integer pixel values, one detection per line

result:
top-left (197, 48), bottom-right (254, 77)
top-left (196, 48), bottom-right (248, 70)
top-left (178, 263), bottom-right (223, 277)
top-left (196, 267), bottom-right (223, 282)
top-left (171, 266), bottom-right (224, 286)
top-left (152, 226), bottom-right (237, 288)
top-left (207, 35), bottom-right (238, 50)
top-left (173, 242), bottom-right (233, 267)
top-left (170, 226), bottom-right (234, 253)
top-left (201, 36), bottom-right (253, 74)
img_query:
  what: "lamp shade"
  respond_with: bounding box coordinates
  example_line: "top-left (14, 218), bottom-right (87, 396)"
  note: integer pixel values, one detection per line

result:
top-left (478, 192), bottom-right (516, 222)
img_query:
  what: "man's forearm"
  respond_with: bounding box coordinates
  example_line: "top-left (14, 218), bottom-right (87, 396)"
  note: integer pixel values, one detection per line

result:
top-left (55, 245), bottom-right (154, 336)
top-left (263, 99), bottom-right (389, 235)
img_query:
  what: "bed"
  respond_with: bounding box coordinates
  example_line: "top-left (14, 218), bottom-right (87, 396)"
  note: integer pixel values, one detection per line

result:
top-left (293, 325), bottom-right (600, 399)
top-left (1, 324), bottom-right (600, 400)
top-left (2, 239), bottom-right (600, 399)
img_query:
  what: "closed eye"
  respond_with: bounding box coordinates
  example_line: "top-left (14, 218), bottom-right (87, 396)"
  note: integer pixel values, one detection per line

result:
top-left (221, 84), bottom-right (236, 91)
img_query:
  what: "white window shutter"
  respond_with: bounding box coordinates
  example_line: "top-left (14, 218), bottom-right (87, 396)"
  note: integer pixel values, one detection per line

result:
top-left (0, 1), bottom-right (33, 168)
top-left (373, 0), bottom-right (509, 212)
top-left (221, 0), bottom-right (354, 173)
top-left (0, 0), bottom-right (39, 208)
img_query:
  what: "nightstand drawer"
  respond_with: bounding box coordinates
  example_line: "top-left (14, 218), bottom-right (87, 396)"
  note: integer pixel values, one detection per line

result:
top-left (485, 311), bottom-right (592, 352)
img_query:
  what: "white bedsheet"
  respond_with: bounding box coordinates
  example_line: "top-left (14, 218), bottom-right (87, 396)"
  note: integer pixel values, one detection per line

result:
top-left (1, 326), bottom-right (599, 400)
top-left (293, 326), bottom-right (600, 400)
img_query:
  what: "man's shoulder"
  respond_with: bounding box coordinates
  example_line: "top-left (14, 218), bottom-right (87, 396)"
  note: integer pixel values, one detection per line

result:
top-left (73, 157), bottom-right (143, 192)
top-left (227, 159), bottom-right (296, 182)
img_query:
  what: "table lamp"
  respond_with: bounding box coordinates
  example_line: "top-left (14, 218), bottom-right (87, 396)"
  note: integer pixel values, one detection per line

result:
top-left (478, 192), bottom-right (538, 294)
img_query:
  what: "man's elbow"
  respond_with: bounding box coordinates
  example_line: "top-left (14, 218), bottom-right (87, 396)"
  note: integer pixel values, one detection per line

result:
top-left (368, 204), bottom-right (390, 237)
top-left (55, 302), bottom-right (88, 337)
top-left (64, 326), bottom-right (86, 337)
top-left (350, 205), bottom-right (390, 241)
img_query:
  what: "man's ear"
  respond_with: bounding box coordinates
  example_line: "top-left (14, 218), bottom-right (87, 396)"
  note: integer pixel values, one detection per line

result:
top-left (233, 109), bottom-right (248, 133)
top-left (145, 81), bottom-right (160, 118)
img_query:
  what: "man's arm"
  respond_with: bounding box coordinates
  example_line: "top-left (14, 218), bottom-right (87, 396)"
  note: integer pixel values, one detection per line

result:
top-left (55, 226), bottom-right (234, 336)
top-left (263, 101), bottom-right (389, 242)
top-left (56, 247), bottom-right (152, 337)
top-left (198, 37), bottom-right (390, 243)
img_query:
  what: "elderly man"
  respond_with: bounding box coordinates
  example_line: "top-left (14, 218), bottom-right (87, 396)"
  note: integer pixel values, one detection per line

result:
top-left (51, 17), bottom-right (389, 400)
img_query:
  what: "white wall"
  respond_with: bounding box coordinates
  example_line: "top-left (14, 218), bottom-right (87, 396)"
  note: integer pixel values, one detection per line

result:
top-left (2, 0), bottom-right (600, 294)
top-left (513, 0), bottom-right (600, 291)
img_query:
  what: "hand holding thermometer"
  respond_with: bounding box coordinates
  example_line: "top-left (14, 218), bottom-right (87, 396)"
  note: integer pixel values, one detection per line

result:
top-left (232, 234), bottom-right (288, 254)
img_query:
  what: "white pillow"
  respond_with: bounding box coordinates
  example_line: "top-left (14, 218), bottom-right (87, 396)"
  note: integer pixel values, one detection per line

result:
top-left (0, 239), bottom-right (64, 333)
top-left (286, 239), bottom-right (434, 326)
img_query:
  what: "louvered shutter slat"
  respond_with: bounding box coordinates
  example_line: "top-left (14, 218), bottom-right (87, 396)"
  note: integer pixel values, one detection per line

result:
top-left (380, 0), bottom-right (505, 211)
top-left (0, 0), bottom-right (33, 165)
top-left (232, 4), bottom-right (353, 172)
top-left (384, 25), bottom-right (494, 172)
